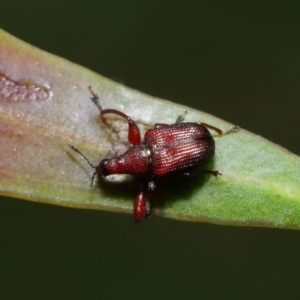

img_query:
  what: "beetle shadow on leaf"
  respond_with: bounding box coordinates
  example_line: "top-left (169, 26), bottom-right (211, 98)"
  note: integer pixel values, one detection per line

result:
top-left (94, 159), bottom-right (219, 212)
top-left (96, 175), bottom-right (140, 202)
top-left (152, 163), bottom-right (216, 210)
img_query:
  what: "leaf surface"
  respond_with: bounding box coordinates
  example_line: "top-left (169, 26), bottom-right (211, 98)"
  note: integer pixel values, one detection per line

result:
top-left (0, 29), bottom-right (299, 229)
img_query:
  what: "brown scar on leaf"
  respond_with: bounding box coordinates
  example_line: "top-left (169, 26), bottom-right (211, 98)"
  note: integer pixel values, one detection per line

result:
top-left (0, 72), bottom-right (49, 102)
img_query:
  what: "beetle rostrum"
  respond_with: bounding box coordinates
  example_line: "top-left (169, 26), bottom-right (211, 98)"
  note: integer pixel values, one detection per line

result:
top-left (69, 86), bottom-right (238, 223)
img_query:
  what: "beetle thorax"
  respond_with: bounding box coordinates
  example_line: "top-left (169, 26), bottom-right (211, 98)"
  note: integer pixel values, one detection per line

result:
top-left (103, 143), bottom-right (151, 176)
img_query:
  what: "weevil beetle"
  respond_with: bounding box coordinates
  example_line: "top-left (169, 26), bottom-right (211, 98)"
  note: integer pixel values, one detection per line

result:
top-left (69, 87), bottom-right (238, 223)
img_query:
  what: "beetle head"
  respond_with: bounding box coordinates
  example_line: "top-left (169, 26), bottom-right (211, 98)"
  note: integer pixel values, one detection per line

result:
top-left (99, 159), bottom-right (110, 176)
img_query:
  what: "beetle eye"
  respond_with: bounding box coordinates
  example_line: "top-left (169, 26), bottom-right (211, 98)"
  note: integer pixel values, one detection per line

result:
top-left (99, 159), bottom-right (109, 176)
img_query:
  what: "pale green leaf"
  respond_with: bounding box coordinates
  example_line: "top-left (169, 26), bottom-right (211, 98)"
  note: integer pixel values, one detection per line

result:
top-left (0, 29), bottom-right (299, 228)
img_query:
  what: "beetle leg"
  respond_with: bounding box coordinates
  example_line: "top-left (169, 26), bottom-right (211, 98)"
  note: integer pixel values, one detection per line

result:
top-left (88, 86), bottom-right (141, 145)
top-left (100, 109), bottom-right (141, 145)
top-left (175, 111), bottom-right (188, 124)
top-left (134, 180), bottom-right (156, 223)
top-left (145, 180), bottom-right (156, 218)
top-left (88, 86), bottom-right (103, 111)
top-left (153, 110), bottom-right (187, 128)
top-left (145, 202), bottom-right (152, 219)
top-left (134, 185), bottom-right (147, 223)
top-left (201, 122), bottom-right (239, 135)
top-left (152, 123), bottom-right (169, 128)
top-left (183, 170), bottom-right (222, 178)
top-left (204, 170), bottom-right (222, 176)
top-left (223, 125), bottom-right (239, 134)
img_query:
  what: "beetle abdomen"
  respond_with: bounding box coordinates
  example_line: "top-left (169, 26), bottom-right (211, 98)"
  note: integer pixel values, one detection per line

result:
top-left (145, 123), bottom-right (215, 176)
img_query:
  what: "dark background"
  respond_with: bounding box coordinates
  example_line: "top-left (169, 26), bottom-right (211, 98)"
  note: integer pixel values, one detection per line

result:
top-left (1, 1), bottom-right (300, 299)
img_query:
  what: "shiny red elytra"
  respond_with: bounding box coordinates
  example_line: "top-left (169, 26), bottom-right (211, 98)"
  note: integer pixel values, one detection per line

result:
top-left (69, 87), bottom-right (238, 223)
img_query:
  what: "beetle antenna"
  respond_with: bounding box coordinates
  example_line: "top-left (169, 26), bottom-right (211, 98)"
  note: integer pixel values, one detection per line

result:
top-left (68, 145), bottom-right (96, 169)
top-left (90, 171), bottom-right (97, 188)
top-left (68, 145), bottom-right (98, 188)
